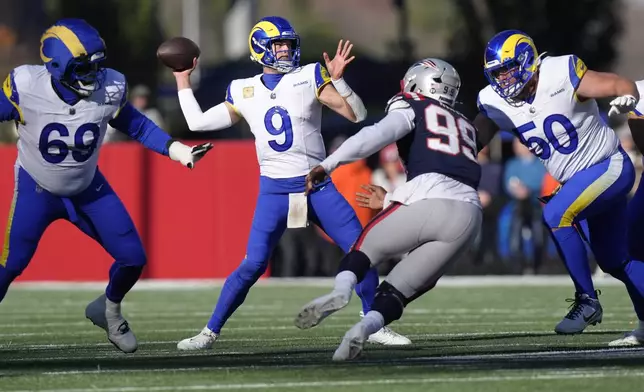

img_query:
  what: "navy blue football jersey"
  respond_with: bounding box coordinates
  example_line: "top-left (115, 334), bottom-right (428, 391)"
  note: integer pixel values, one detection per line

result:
top-left (386, 93), bottom-right (481, 189)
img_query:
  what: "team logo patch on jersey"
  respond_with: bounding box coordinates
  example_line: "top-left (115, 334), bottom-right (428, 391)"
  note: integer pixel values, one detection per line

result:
top-left (243, 87), bottom-right (254, 99)
top-left (320, 66), bottom-right (330, 81)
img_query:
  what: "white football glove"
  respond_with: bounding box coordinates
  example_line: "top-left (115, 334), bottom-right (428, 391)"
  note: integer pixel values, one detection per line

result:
top-left (168, 141), bottom-right (213, 169)
top-left (608, 95), bottom-right (638, 117)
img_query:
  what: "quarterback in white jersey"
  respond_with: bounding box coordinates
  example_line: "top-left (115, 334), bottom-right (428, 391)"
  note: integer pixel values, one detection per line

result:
top-left (476, 30), bottom-right (644, 342)
top-left (0, 19), bottom-right (211, 353)
top-left (173, 16), bottom-right (410, 350)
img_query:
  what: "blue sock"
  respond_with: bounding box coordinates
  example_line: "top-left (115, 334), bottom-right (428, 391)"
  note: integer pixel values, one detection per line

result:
top-left (550, 226), bottom-right (596, 298)
top-left (607, 260), bottom-right (644, 320)
top-left (356, 267), bottom-right (378, 313)
top-left (207, 259), bottom-right (265, 333)
top-left (105, 263), bottom-right (143, 303)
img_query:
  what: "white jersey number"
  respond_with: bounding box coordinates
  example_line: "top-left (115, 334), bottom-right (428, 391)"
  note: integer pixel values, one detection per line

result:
top-left (424, 104), bottom-right (477, 162)
top-left (39, 123), bottom-right (100, 164)
top-left (515, 114), bottom-right (578, 159)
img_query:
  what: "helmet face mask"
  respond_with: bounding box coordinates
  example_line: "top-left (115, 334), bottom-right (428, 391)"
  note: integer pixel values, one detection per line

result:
top-left (40, 19), bottom-right (107, 97)
top-left (62, 52), bottom-right (107, 96)
top-left (483, 30), bottom-right (539, 102)
top-left (249, 17), bottom-right (301, 73)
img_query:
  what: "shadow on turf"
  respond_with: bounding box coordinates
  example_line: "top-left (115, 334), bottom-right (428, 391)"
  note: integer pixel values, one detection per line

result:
top-left (2, 330), bottom-right (643, 375)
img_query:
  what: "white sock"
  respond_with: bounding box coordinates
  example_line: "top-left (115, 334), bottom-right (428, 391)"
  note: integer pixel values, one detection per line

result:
top-left (333, 270), bottom-right (357, 298)
top-left (361, 310), bottom-right (385, 336)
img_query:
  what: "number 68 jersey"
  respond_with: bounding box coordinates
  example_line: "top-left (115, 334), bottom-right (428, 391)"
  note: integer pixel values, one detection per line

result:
top-left (477, 55), bottom-right (619, 183)
top-left (7, 65), bottom-right (126, 196)
top-left (225, 63), bottom-right (330, 179)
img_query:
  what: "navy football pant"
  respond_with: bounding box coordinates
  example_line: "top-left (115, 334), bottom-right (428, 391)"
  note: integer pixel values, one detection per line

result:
top-left (0, 167), bottom-right (146, 303)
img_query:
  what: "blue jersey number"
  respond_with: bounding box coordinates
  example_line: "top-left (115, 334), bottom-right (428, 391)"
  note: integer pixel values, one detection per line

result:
top-left (515, 114), bottom-right (578, 160)
top-left (39, 123), bottom-right (100, 164)
top-left (264, 106), bottom-right (293, 152)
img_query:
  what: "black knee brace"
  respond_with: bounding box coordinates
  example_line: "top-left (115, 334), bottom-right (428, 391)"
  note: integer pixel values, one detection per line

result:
top-left (338, 250), bottom-right (372, 283)
top-left (371, 281), bottom-right (408, 325)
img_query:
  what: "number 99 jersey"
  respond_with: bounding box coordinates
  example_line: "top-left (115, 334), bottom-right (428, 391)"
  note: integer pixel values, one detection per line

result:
top-left (477, 55), bottom-right (619, 183)
top-left (225, 63), bottom-right (330, 179)
top-left (7, 65), bottom-right (126, 196)
top-left (387, 93), bottom-right (481, 190)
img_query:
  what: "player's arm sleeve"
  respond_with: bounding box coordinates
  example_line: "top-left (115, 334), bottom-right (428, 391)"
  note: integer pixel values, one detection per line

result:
top-left (176, 84), bottom-right (238, 132)
top-left (320, 105), bottom-right (415, 174)
top-left (316, 62), bottom-right (367, 122)
top-left (0, 71), bottom-right (24, 124)
top-left (109, 101), bottom-right (172, 156)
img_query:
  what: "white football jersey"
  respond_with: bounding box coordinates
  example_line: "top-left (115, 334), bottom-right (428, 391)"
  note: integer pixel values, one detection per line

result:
top-left (478, 55), bottom-right (619, 183)
top-left (5, 65), bottom-right (126, 196)
top-left (633, 80), bottom-right (644, 117)
top-left (225, 63), bottom-right (331, 178)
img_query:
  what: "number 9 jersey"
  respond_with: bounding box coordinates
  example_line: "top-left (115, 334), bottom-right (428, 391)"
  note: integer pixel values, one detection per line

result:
top-left (477, 55), bottom-right (619, 183)
top-left (225, 63), bottom-right (329, 179)
top-left (7, 65), bottom-right (126, 196)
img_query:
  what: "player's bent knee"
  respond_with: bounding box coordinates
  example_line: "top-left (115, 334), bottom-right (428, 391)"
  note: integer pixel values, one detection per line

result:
top-left (542, 204), bottom-right (569, 228)
top-left (370, 281), bottom-right (408, 325)
top-left (238, 257), bottom-right (268, 280)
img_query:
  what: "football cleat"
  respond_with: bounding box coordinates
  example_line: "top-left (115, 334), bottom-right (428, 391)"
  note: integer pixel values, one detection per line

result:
top-left (294, 291), bottom-right (350, 330)
top-left (85, 294), bottom-right (138, 353)
top-left (333, 322), bottom-right (369, 361)
top-left (177, 327), bottom-right (219, 350)
top-left (360, 311), bottom-right (411, 345)
top-left (608, 329), bottom-right (644, 347)
top-left (554, 291), bottom-right (603, 335)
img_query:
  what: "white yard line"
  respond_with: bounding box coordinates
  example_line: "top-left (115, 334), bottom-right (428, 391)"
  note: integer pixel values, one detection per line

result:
top-left (5, 370), bottom-right (644, 392)
top-left (9, 275), bottom-right (622, 291)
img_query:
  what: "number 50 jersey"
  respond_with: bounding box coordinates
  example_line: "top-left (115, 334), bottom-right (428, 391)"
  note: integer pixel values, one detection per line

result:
top-left (225, 63), bottom-right (330, 179)
top-left (477, 55), bottom-right (619, 183)
top-left (6, 65), bottom-right (126, 196)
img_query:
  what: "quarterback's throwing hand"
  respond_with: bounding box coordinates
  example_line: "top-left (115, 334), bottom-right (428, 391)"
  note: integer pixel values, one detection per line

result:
top-left (323, 40), bottom-right (355, 80)
top-left (608, 95), bottom-right (637, 117)
top-left (305, 165), bottom-right (328, 194)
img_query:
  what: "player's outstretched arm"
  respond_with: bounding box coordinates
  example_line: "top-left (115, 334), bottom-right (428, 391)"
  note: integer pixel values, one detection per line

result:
top-left (109, 102), bottom-right (212, 169)
top-left (575, 64), bottom-right (639, 117)
top-left (317, 40), bottom-right (367, 123)
top-left (173, 58), bottom-right (241, 131)
top-left (306, 107), bottom-right (414, 192)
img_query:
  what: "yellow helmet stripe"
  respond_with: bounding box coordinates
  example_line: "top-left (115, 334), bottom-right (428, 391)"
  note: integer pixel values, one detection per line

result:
top-left (499, 33), bottom-right (537, 63)
top-left (248, 21), bottom-right (281, 61)
top-left (40, 25), bottom-right (88, 62)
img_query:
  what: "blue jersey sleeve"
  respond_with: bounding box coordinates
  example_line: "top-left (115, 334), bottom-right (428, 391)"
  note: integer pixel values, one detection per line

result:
top-left (1, 71), bottom-right (24, 123)
top-left (109, 102), bottom-right (171, 156)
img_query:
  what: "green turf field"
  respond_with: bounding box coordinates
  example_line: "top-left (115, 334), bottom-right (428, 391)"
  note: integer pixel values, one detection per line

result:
top-left (2, 278), bottom-right (644, 391)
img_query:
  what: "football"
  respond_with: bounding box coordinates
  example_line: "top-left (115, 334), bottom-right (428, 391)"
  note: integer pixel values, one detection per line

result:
top-left (156, 37), bottom-right (200, 72)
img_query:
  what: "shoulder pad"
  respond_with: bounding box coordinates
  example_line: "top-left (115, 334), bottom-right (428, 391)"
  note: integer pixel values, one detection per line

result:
top-left (385, 94), bottom-right (410, 113)
top-left (102, 68), bottom-right (127, 107)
